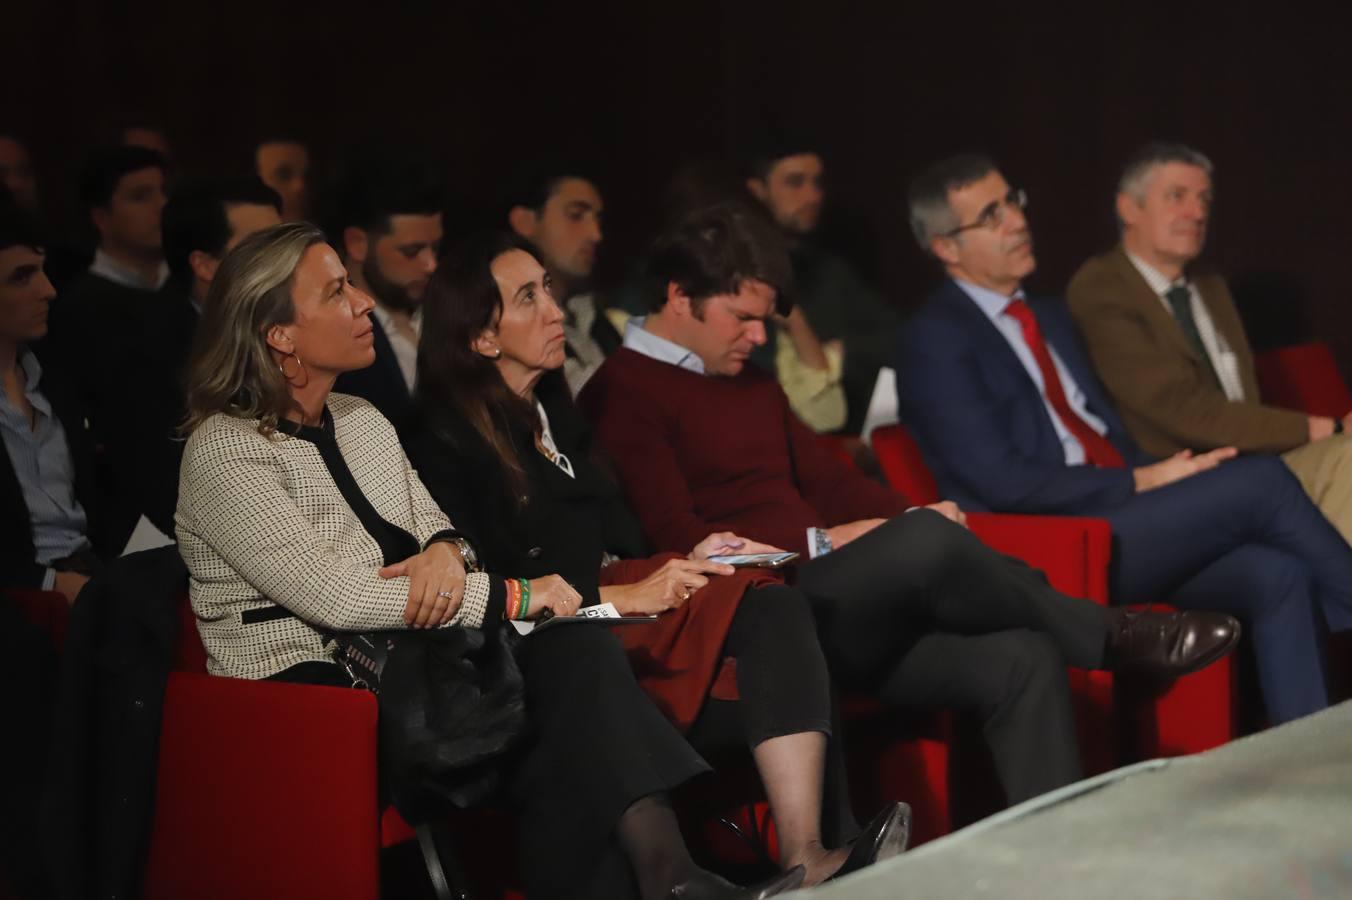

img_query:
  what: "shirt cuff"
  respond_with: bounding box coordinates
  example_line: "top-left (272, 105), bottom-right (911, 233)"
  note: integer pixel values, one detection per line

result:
top-left (806, 527), bottom-right (833, 559)
top-left (41, 567), bottom-right (57, 591)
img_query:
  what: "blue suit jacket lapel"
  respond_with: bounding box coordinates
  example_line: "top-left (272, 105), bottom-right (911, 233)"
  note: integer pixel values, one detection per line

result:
top-left (935, 280), bottom-right (1067, 451)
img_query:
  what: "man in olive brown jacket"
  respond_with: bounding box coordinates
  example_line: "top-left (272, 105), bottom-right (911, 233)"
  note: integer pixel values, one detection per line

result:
top-left (1067, 142), bottom-right (1352, 542)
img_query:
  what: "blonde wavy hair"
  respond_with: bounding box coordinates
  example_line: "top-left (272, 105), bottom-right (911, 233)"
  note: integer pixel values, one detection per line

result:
top-left (182, 221), bottom-right (327, 437)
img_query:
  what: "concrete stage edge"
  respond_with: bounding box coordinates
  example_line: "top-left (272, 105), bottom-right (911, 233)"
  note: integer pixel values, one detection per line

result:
top-left (812, 700), bottom-right (1352, 899)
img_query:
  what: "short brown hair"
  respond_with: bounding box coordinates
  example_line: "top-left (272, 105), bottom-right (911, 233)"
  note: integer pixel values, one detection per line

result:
top-left (646, 202), bottom-right (794, 316)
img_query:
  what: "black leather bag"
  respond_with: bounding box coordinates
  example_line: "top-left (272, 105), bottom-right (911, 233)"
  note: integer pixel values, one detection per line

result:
top-left (334, 625), bottom-right (527, 822)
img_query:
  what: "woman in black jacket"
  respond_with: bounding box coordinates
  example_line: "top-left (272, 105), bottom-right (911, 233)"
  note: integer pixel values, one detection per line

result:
top-left (403, 233), bottom-right (909, 888)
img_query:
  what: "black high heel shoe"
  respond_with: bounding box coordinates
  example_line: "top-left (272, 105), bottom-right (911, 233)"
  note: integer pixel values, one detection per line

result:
top-left (671, 863), bottom-right (806, 898)
top-left (826, 801), bottom-right (912, 882)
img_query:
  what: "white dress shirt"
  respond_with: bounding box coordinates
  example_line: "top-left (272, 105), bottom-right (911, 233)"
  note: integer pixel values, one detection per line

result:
top-left (372, 303), bottom-right (421, 392)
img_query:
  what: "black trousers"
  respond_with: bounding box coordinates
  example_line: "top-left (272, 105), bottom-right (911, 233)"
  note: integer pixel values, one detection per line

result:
top-left (684, 584), bottom-right (859, 845)
top-left (275, 626), bottom-right (709, 900)
top-left (796, 509), bottom-right (1110, 804)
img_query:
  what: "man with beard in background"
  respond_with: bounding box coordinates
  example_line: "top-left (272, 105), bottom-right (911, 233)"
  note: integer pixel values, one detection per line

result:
top-left (505, 162), bottom-right (617, 393)
top-left (331, 156), bottom-right (444, 427)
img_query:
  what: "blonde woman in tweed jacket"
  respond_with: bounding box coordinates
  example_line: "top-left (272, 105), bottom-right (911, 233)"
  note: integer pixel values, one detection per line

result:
top-left (174, 222), bottom-right (802, 900)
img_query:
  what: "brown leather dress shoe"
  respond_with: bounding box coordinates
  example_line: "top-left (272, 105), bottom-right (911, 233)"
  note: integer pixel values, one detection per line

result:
top-left (1104, 608), bottom-right (1241, 676)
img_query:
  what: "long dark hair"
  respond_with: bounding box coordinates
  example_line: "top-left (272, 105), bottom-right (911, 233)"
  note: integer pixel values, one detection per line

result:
top-left (417, 231), bottom-right (540, 502)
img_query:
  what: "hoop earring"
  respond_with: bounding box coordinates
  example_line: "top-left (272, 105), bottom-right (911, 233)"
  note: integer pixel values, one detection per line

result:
top-left (278, 352), bottom-right (308, 383)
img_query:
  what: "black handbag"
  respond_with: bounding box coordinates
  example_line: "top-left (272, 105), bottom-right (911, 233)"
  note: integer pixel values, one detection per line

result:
top-left (331, 625), bottom-right (528, 821)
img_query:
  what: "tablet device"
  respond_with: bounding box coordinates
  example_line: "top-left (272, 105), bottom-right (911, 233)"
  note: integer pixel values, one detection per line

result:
top-left (706, 551), bottom-right (800, 568)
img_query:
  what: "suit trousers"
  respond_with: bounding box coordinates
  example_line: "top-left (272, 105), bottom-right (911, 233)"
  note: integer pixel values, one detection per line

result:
top-left (1282, 433), bottom-right (1352, 546)
top-left (795, 509), bottom-right (1110, 804)
top-left (1100, 455), bottom-right (1352, 724)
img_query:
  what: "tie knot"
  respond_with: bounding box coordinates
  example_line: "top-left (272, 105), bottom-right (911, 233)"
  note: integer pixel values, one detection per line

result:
top-left (1003, 297), bottom-right (1033, 326)
top-left (1165, 284), bottom-right (1191, 313)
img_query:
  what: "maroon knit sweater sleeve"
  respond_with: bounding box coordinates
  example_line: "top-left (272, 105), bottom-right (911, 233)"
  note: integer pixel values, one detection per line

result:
top-left (581, 360), bottom-right (743, 554)
top-left (781, 392), bottom-right (912, 522)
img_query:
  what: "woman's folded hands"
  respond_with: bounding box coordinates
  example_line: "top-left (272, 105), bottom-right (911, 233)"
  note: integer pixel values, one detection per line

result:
top-left (380, 541), bottom-right (467, 628)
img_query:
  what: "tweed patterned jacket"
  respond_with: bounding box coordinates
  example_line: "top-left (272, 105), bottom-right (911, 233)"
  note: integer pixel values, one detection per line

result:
top-left (176, 392), bottom-right (494, 679)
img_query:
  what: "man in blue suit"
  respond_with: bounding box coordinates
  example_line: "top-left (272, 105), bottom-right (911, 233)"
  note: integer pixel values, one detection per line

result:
top-left (894, 153), bottom-right (1352, 725)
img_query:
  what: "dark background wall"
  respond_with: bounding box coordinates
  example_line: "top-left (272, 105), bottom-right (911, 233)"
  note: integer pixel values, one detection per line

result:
top-left (4, 0), bottom-right (1350, 370)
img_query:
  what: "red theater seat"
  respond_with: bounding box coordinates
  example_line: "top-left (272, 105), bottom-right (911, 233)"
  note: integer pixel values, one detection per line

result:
top-left (146, 595), bottom-right (521, 900)
top-left (146, 593), bottom-right (955, 897)
top-left (868, 425), bottom-right (1235, 765)
top-left (1255, 341), bottom-right (1352, 418)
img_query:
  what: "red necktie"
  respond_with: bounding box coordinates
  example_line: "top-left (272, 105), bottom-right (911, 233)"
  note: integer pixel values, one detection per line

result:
top-left (1003, 299), bottom-right (1125, 469)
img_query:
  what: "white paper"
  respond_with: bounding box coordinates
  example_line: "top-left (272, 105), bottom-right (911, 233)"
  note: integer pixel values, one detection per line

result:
top-left (121, 515), bottom-right (176, 556)
top-left (510, 601), bottom-right (644, 635)
top-left (860, 366), bottom-right (900, 442)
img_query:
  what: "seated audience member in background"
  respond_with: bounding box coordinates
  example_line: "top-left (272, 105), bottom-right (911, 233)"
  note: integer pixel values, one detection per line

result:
top-left (580, 204), bottom-right (1238, 806)
top-left (896, 153), bottom-right (1352, 725)
top-left (505, 164), bottom-right (620, 393)
top-left (89, 175), bottom-right (283, 540)
top-left (404, 233), bottom-right (908, 887)
top-left (45, 146), bottom-right (169, 369)
top-left (118, 121), bottom-right (174, 165)
top-left (255, 137), bottom-right (311, 222)
top-left (0, 132), bottom-right (39, 212)
top-left (330, 156), bottom-right (443, 428)
top-left (1067, 142), bottom-right (1352, 543)
top-left (175, 221), bottom-right (802, 900)
top-left (745, 139), bottom-right (900, 432)
top-left (0, 196), bottom-right (102, 603)
top-left (73, 145), bottom-right (170, 294)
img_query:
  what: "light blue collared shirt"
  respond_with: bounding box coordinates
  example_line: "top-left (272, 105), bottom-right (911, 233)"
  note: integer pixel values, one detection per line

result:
top-left (0, 351), bottom-right (90, 587)
top-left (953, 279), bottom-right (1109, 466)
top-left (621, 316), bottom-right (706, 374)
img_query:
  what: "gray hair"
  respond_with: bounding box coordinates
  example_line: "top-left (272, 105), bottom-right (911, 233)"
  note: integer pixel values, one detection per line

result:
top-left (1117, 142), bottom-right (1213, 204)
top-left (907, 153), bottom-right (999, 252)
top-left (182, 221), bottom-right (327, 437)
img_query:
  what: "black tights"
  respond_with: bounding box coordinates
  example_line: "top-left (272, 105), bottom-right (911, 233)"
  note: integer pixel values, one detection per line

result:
top-left (686, 584), bottom-right (861, 849)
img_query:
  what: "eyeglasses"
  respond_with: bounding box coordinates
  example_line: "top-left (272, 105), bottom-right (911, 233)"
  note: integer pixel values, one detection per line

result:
top-left (941, 188), bottom-right (1028, 237)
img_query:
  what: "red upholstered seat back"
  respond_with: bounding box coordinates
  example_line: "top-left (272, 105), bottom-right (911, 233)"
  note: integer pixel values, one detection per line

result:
top-left (871, 424), bottom-right (941, 505)
top-left (1255, 341), bottom-right (1352, 418)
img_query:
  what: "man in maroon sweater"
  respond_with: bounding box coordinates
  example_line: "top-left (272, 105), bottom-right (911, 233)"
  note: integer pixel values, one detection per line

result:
top-left (579, 204), bottom-right (1239, 805)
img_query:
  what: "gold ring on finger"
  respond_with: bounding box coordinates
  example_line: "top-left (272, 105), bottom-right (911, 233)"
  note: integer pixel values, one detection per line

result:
top-left (437, 591), bottom-right (454, 600)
